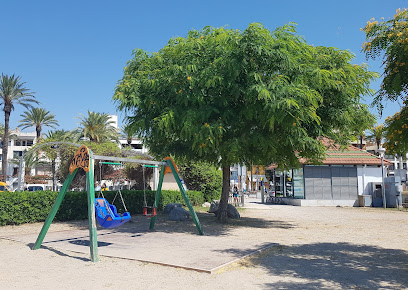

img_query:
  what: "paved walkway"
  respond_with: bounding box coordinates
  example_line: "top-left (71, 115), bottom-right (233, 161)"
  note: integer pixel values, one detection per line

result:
top-left (241, 196), bottom-right (274, 209)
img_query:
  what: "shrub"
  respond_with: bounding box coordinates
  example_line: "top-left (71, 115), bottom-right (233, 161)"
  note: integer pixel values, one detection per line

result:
top-left (178, 161), bottom-right (222, 202)
top-left (0, 189), bottom-right (204, 226)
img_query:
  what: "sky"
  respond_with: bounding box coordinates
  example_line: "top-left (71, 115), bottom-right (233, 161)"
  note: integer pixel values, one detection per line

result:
top-left (1, 0), bottom-right (406, 132)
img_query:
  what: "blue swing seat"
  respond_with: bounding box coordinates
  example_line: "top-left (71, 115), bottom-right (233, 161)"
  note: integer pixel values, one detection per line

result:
top-left (95, 198), bottom-right (131, 228)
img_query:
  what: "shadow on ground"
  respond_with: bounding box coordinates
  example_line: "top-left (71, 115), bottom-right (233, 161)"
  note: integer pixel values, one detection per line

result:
top-left (242, 242), bottom-right (408, 289)
top-left (104, 211), bottom-right (295, 236)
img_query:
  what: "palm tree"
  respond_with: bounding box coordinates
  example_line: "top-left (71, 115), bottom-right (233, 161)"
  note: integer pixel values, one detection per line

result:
top-left (121, 123), bottom-right (136, 147)
top-left (18, 107), bottom-right (59, 139)
top-left (366, 124), bottom-right (385, 151)
top-left (0, 74), bottom-right (38, 179)
top-left (42, 130), bottom-right (77, 190)
top-left (75, 111), bottom-right (119, 142)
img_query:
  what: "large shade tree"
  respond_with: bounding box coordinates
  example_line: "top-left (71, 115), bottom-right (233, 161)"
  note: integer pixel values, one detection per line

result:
top-left (0, 74), bottom-right (38, 179)
top-left (114, 23), bottom-right (377, 222)
top-left (363, 9), bottom-right (408, 154)
top-left (19, 107), bottom-right (59, 139)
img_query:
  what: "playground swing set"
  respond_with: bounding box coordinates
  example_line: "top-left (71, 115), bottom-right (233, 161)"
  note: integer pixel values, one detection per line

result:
top-left (32, 145), bottom-right (204, 262)
top-left (94, 161), bottom-right (131, 228)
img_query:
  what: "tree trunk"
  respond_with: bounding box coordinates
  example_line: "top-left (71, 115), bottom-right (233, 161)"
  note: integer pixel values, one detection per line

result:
top-left (36, 125), bottom-right (41, 139)
top-left (2, 109), bottom-right (10, 180)
top-left (359, 135), bottom-right (363, 149)
top-left (217, 165), bottom-right (230, 223)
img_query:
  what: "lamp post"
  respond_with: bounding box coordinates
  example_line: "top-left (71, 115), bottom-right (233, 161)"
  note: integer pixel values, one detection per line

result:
top-left (378, 147), bottom-right (386, 208)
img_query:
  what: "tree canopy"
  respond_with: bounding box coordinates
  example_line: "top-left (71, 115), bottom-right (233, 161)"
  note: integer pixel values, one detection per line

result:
top-left (384, 100), bottom-right (408, 155)
top-left (114, 23), bottom-right (377, 221)
top-left (362, 9), bottom-right (408, 155)
top-left (115, 23), bottom-right (376, 168)
top-left (75, 111), bottom-right (119, 143)
top-left (363, 8), bottom-right (408, 105)
top-left (19, 107), bottom-right (59, 139)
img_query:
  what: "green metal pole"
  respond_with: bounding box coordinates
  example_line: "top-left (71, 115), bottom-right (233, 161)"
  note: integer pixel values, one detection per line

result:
top-left (86, 151), bottom-right (99, 262)
top-left (149, 164), bottom-right (166, 230)
top-left (32, 168), bottom-right (78, 250)
top-left (167, 160), bottom-right (204, 235)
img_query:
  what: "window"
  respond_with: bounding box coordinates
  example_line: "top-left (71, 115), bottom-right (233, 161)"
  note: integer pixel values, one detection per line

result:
top-left (15, 140), bottom-right (22, 146)
top-left (13, 151), bottom-right (23, 158)
top-left (131, 144), bottom-right (143, 150)
top-left (404, 163), bottom-right (407, 170)
top-left (27, 140), bottom-right (34, 146)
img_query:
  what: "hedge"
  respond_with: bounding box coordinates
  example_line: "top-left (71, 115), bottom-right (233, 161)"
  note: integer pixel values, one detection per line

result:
top-left (0, 189), bottom-right (204, 226)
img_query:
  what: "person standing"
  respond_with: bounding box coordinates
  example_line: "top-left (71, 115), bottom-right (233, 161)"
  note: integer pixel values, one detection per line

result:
top-left (233, 185), bottom-right (239, 207)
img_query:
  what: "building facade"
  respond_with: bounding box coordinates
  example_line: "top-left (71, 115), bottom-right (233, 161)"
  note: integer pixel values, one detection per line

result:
top-left (266, 138), bottom-right (393, 206)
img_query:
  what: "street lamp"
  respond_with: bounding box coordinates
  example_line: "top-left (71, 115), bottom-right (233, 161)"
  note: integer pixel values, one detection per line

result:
top-left (378, 147), bottom-right (386, 208)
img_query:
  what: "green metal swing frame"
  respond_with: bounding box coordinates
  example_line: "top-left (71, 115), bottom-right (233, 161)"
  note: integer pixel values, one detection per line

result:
top-left (32, 145), bottom-right (204, 262)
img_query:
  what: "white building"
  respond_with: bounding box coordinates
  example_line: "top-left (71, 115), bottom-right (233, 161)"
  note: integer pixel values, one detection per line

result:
top-left (0, 129), bottom-right (38, 184)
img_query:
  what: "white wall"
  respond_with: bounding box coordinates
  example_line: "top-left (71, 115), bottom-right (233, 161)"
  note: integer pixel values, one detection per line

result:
top-left (357, 165), bottom-right (383, 195)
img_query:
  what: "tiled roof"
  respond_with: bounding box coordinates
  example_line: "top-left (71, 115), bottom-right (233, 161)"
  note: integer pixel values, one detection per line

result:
top-left (267, 137), bottom-right (392, 169)
top-left (313, 137), bottom-right (392, 166)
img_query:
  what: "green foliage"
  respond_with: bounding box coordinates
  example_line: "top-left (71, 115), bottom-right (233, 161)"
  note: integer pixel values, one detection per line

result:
top-left (178, 161), bottom-right (222, 202)
top-left (74, 110), bottom-right (119, 143)
top-left (363, 9), bottom-right (408, 105)
top-left (384, 100), bottom-right (408, 155)
top-left (114, 23), bottom-right (377, 170)
top-left (56, 141), bottom-right (121, 187)
top-left (18, 107), bottom-right (59, 138)
top-left (366, 124), bottom-right (385, 149)
top-left (124, 164), bottom-right (153, 189)
top-left (0, 74), bottom-right (38, 177)
top-left (0, 191), bottom-right (57, 225)
top-left (0, 190), bottom-right (204, 226)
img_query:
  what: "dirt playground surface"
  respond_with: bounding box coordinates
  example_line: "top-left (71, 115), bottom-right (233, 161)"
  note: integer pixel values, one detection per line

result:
top-left (1, 201), bottom-right (408, 289)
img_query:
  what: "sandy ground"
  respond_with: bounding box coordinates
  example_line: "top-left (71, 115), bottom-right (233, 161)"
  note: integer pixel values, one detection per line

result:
top-left (1, 201), bottom-right (408, 289)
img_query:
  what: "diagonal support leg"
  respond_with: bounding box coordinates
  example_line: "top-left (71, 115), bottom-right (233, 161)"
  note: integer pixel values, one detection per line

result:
top-left (167, 159), bottom-right (204, 235)
top-left (32, 169), bottom-right (78, 250)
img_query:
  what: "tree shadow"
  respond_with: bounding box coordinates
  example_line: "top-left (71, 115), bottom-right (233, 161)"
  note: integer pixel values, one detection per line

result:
top-left (106, 211), bottom-right (295, 237)
top-left (243, 242), bottom-right (408, 289)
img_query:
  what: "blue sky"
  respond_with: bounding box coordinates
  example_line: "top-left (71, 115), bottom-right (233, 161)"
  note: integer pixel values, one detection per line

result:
top-left (1, 0), bottom-right (406, 132)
